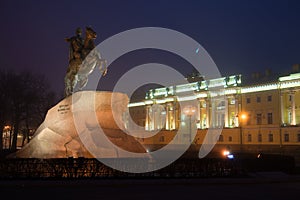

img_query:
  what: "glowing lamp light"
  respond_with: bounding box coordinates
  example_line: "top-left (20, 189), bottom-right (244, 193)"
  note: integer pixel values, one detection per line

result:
top-left (223, 150), bottom-right (230, 156)
top-left (223, 150), bottom-right (234, 159)
top-left (240, 114), bottom-right (247, 120)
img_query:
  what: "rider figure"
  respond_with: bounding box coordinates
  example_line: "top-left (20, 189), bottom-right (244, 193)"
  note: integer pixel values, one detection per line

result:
top-left (65, 27), bottom-right (84, 64)
top-left (64, 27), bottom-right (84, 97)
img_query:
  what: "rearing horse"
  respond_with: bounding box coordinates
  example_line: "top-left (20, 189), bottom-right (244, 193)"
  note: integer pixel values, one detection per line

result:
top-left (64, 27), bottom-right (107, 97)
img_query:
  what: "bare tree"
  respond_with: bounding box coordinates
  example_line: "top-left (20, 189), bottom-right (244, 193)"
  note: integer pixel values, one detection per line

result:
top-left (0, 70), bottom-right (11, 150)
top-left (0, 70), bottom-right (56, 152)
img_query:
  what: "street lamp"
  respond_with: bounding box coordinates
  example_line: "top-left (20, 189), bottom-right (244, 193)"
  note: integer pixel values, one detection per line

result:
top-left (183, 105), bottom-right (196, 143)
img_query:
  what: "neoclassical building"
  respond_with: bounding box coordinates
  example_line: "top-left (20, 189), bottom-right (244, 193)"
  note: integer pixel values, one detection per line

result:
top-left (127, 71), bottom-right (300, 161)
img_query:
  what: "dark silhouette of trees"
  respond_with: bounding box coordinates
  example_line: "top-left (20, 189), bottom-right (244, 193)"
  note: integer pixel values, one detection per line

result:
top-left (0, 70), bottom-right (56, 152)
top-left (0, 70), bottom-right (11, 150)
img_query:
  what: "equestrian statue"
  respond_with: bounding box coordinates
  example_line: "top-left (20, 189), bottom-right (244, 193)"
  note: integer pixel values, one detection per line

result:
top-left (64, 26), bottom-right (107, 97)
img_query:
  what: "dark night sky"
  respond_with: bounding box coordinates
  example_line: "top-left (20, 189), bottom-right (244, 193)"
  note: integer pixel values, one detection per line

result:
top-left (1, 0), bottom-right (300, 99)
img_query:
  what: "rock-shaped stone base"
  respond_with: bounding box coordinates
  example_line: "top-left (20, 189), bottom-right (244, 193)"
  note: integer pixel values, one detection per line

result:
top-left (11, 91), bottom-right (146, 158)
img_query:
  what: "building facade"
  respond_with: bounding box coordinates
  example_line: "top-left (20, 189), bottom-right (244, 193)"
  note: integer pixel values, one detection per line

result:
top-left (127, 72), bottom-right (300, 162)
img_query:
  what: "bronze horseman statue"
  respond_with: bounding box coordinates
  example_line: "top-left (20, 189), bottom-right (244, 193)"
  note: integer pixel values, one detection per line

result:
top-left (64, 27), bottom-right (107, 97)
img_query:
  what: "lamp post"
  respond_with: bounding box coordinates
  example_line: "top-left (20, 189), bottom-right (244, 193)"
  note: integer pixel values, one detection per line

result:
top-left (183, 105), bottom-right (196, 143)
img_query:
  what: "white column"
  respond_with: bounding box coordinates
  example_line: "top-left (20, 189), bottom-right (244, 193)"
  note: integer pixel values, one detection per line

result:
top-left (151, 106), bottom-right (156, 130)
top-left (211, 99), bottom-right (216, 128)
top-left (197, 100), bottom-right (201, 129)
top-left (291, 91), bottom-right (296, 125)
top-left (173, 101), bottom-right (177, 129)
top-left (156, 105), bottom-right (163, 130)
top-left (165, 104), bottom-right (169, 130)
top-left (224, 98), bottom-right (229, 127)
top-left (145, 105), bottom-right (150, 130)
top-left (280, 94), bottom-right (285, 125)
top-left (235, 96), bottom-right (239, 127)
top-left (206, 98), bottom-right (210, 128)
top-left (170, 103), bottom-right (175, 130)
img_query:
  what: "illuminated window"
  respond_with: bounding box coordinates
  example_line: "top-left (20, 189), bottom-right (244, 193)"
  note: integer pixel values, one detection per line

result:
top-left (258, 133), bottom-right (262, 142)
top-left (284, 133), bottom-right (289, 142)
top-left (267, 113), bottom-right (273, 124)
top-left (257, 114), bottom-right (262, 125)
top-left (268, 133), bottom-right (273, 142)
